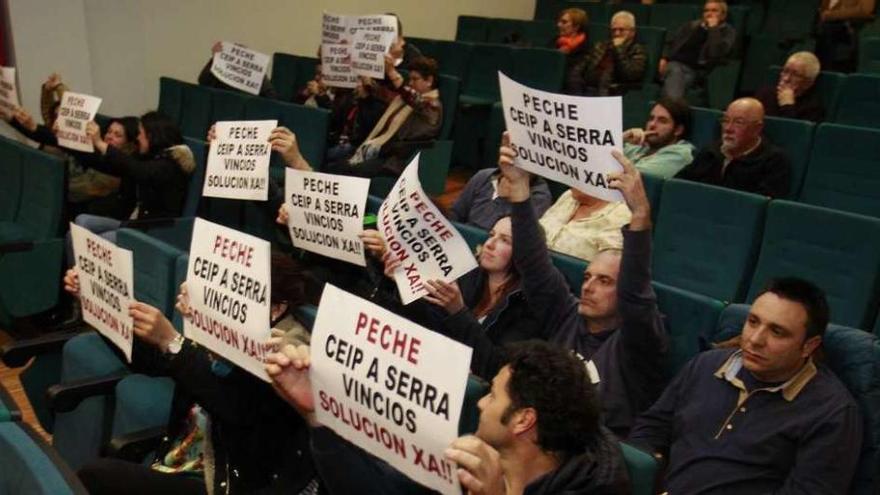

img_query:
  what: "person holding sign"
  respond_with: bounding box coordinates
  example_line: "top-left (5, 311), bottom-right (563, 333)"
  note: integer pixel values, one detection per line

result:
top-left (266, 340), bottom-right (629, 494)
top-left (452, 133), bottom-right (667, 438)
top-left (67, 254), bottom-right (322, 495)
top-left (198, 41), bottom-right (278, 99)
top-left (325, 56), bottom-right (442, 178)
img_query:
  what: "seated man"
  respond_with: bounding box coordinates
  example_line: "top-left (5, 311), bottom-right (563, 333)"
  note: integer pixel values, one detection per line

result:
top-left (755, 51), bottom-right (825, 122)
top-left (629, 278), bottom-right (863, 494)
top-left (580, 10), bottom-right (647, 96)
top-left (659, 0), bottom-right (736, 98)
top-left (324, 55), bottom-right (442, 179)
top-left (623, 96), bottom-right (695, 178)
top-left (441, 135), bottom-right (667, 437)
top-left (676, 97), bottom-right (791, 198)
top-left (266, 340), bottom-right (630, 494)
top-left (449, 167), bottom-right (553, 231)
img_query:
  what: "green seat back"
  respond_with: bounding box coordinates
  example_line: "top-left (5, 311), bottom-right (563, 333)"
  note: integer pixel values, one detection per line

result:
top-left (637, 26), bottom-right (667, 85)
top-left (550, 250), bottom-right (588, 296)
top-left (209, 87), bottom-right (250, 124)
top-left (641, 171), bottom-right (664, 225)
top-left (689, 106), bottom-right (722, 150)
top-left (181, 138), bottom-right (207, 217)
top-left (452, 221), bottom-right (489, 252)
top-left (271, 52), bottom-right (298, 102)
top-left (747, 201), bottom-right (880, 328)
top-left (158, 76), bottom-right (184, 124)
top-left (456, 15), bottom-right (489, 43)
top-left (462, 44), bottom-right (512, 102)
top-left (654, 179), bottom-right (767, 302)
top-left (620, 441), bottom-right (658, 495)
top-left (648, 4), bottom-right (700, 32)
top-left (581, 3), bottom-right (610, 25)
top-left (179, 82), bottom-right (213, 140)
top-left (533, 0), bottom-right (567, 21)
top-left (507, 47), bottom-right (566, 93)
top-left (762, 115), bottom-right (815, 199)
top-left (459, 375), bottom-right (488, 435)
top-left (0, 422), bottom-right (88, 495)
top-left (834, 74), bottom-right (880, 129)
top-left (409, 38), bottom-right (474, 81)
top-left (762, 0), bottom-right (820, 41)
top-left (111, 375), bottom-right (174, 440)
top-left (799, 124), bottom-right (880, 219)
top-left (116, 228), bottom-right (183, 318)
top-left (587, 22), bottom-right (610, 44)
top-left (859, 37), bottom-right (880, 75)
top-left (278, 101), bottom-right (329, 171)
top-left (653, 281), bottom-right (725, 378)
top-left (521, 20), bottom-right (557, 47)
top-left (481, 102), bottom-right (506, 168)
top-left (0, 139), bottom-right (22, 221)
top-left (438, 75), bottom-right (461, 140)
top-left (16, 147), bottom-right (64, 240)
top-left (706, 60), bottom-right (742, 110)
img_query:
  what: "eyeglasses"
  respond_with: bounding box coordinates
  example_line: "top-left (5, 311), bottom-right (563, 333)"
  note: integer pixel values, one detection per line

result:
top-left (780, 68), bottom-right (808, 80)
top-left (719, 117), bottom-right (758, 128)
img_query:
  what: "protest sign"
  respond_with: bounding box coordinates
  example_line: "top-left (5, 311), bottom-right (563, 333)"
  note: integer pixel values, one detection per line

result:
top-left (322, 12), bottom-right (349, 44)
top-left (0, 67), bottom-right (19, 119)
top-left (285, 169), bottom-right (370, 266)
top-left (184, 218), bottom-right (272, 381)
top-left (56, 92), bottom-right (102, 152)
top-left (203, 120), bottom-right (276, 201)
top-left (310, 284), bottom-right (471, 495)
top-left (70, 223), bottom-right (134, 362)
top-left (211, 42), bottom-right (270, 95)
top-left (499, 72), bottom-right (624, 202)
top-left (324, 12), bottom-right (398, 45)
top-left (351, 31), bottom-right (396, 79)
top-left (379, 155), bottom-right (478, 305)
top-left (321, 44), bottom-right (358, 89)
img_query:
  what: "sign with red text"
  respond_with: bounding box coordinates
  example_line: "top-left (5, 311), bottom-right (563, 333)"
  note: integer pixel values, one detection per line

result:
top-left (285, 169), bottom-right (370, 266)
top-left (351, 31), bottom-right (396, 79)
top-left (379, 155), bottom-right (478, 304)
top-left (321, 44), bottom-right (358, 89)
top-left (499, 72), bottom-right (623, 202)
top-left (56, 92), bottom-right (102, 152)
top-left (0, 67), bottom-right (19, 120)
top-left (211, 42), bottom-right (270, 95)
top-left (204, 120), bottom-right (276, 201)
top-left (184, 218), bottom-right (271, 381)
top-left (311, 284), bottom-right (471, 495)
top-left (70, 223), bottom-right (134, 362)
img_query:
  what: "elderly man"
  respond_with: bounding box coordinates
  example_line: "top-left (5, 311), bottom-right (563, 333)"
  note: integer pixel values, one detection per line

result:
top-left (623, 96), bottom-right (696, 178)
top-left (676, 97), bottom-right (791, 198)
top-left (755, 52), bottom-right (825, 122)
top-left (659, 0), bottom-right (736, 98)
top-left (580, 10), bottom-right (647, 95)
top-left (629, 278), bottom-right (863, 494)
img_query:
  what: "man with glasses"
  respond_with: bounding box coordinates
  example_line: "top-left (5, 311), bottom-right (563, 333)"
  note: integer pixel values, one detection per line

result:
top-left (675, 97), bottom-right (791, 198)
top-left (658, 1), bottom-right (736, 98)
top-left (578, 10), bottom-right (647, 95)
top-left (755, 52), bottom-right (825, 122)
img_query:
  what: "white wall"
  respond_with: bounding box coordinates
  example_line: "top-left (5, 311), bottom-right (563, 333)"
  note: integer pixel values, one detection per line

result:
top-left (9, 0), bottom-right (535, 117)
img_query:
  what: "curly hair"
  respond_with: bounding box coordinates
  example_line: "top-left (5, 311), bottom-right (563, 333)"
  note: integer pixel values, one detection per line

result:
top-left (500, 340), bottom-right (600, 456)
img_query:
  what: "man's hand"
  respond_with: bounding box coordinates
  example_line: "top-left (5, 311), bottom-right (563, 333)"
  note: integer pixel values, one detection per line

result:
top-left (657, 58), bottom-right (668, 77)
top-left (86, 121), bottom-right (108, 154)
top-left (276, 203), bottom-right (290, 226)
top-left (175, 282), bottom-right (192, 320)
top-left (63, 268), bottom-right (80, 298)
top-left (445, 436), bottom-right (507, 495)
top-left (265, 344), bottom-right (320, 425)
top-left (776, 84), bottom-right (796, 106)
top-left (497, 132), bottom-right (530, 203)
top-left (424, 280), bottom-right (465, 314)
top-left (129, 301), bottom-right (179, 351)
top-left (384, 54), bottom-right (404, 88)
top-left (43, 73), bottom-right (62, 91)
top-left (359, 229), bottom-right (386, 258)
top-left (12, 107), bottom-right (37, 132)
top-left (623, 128), bottom-right (650, 146)
top-left (607, 150), bottom-right (651, 231)
top-left (269, 127), bottom-right (312, 171)
top-left (211, 41), bottom-right (222, 54)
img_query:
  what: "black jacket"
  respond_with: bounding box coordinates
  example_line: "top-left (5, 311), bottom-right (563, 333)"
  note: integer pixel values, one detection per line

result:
top-left (663, 20), bottom-right (736, 69)
top-left (676, 138), bottom-right (792, 198)
top-left (755, 84), bottom-right (826, 122)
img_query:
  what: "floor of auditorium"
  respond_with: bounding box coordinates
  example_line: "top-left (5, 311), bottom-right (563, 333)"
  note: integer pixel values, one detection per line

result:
top-left (0, 167), bottom-right (470, 445)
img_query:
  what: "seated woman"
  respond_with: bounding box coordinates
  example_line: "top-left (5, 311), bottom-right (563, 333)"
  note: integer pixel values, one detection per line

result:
top-left (553, 8), bottom-right (591, 95)
top-left (324, 77), bottom-right (388, 163)
top-left (538, 187), bottom-right (631, 261)
top-left (67, 253), bottom-right (321, 494)
top-left (323, 55), bottom-right (442, 178)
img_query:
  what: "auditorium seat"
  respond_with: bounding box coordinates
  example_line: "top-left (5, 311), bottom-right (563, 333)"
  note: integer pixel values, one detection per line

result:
top-left (270, 53), bottom-right (318, 102)
top-left (762, 0), bottom-right (821, 42)
top-left (438, 74), bottom-right (462, 140)
top-left (507, 46), bottom-right (566, 93)
top-left (452, 221), bottom-right (489, 252)
top-left (653, 179), bottom-right (767, 302)
top-left (833, 74), bottom-right (880, 129)
top-left (746, 201), bottom-right (880, 329)
top-left (0, 421), bottom-right (89, 494)
top-left (158, 76), bottom-right (184, 124)
top-left (709, 304), bottom-right (880, 495)
top-left (636, 26), bottom-right (667, 87)
top-left (799, 124), bottom-right (880, 218)
top-left (859, 37), bottom-right (880, 75)
top-left (688, 106), bottom-right (721, 150)
top-left (460, 43), bottom-right (511, 106)
top-left (640, 171), bottom-right (664, 225)
top-left (550, 250), bottom-right (588, 297)
top-left (407, 38), bottom-right (473, 82)
top-left (277, 100), bottom-right (329, 175)
top-left (653, 281), bottom-right (725, 378)
top-left (621, 441), bottom-right (658, 495)
top-left (647, 4), bottom-right (700, 33)
top-left (456, 15), bottom-right (488, 43)
top-left (209, 87), bottom-right (250, 124)
top-left (761, 115), bottom-right (815, 199)
top-left (178, 81), bottom-right (214, 140)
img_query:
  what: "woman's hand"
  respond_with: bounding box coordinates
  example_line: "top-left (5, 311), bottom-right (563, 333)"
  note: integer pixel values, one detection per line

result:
top-left (382, 250), bottom-right (403, 281)
top-left (359, 229), bottom-right (386, 258)
top-left (129, 301), bottom-right (179, 351)
top-left (175, 282), bottom-right (193, 320)
top-left (276, 203), bottom-right (290, 226)
top-left (424, 280), bottom-right (465, 314)
top-left (269, 127), bottom-right (312, 171)
top-left (86, 121), bottom-right (108, 154)
top-left (63, 269), bottom-right (80, 298)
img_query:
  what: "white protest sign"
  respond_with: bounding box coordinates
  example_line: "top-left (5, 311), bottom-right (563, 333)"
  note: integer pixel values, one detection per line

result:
top-left (310, 284), bottom-right (471, 495)
top-left (70, 223), bottom-right (134, 362)
top-left (321, 44), bottom-right (358, 89)
top-left (0, 67), bottom-right (19, 119)
top-left (351, 31), bottom-right (396, 79)
top-left (285, 169), bottom-right (370, 266)
top-left (347, 14), bottom-right (398, 40)
top-left (379, 155), bottom-right (478, 305)
top-left (184, 218), bottom-right (272, 381)
top-left (210, 42), bottom-right (270, 96)
top-left (322, 12), bottom-right (349, 44)
top-left (56, 92), bottom-right (102, 152)
top-left (203, 120), bottom-right (276, 201)
top-left (499, 72), bottom-right (624, 202)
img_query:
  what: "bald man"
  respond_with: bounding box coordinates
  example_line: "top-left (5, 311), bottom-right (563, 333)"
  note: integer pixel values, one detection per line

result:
top-left (676, 98), bottom-right (791, 198)
top-left (755, 52), bottom-right (825, 122)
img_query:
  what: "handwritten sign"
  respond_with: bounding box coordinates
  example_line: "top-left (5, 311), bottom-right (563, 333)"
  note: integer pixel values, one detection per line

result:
top-left (351, 31), bottom-right (396, 79)
top-left (184, 218), bottom-right (272, 381)
top-left (70, 223), bottom-right (134, 362)
top-left (56, 92), bottom-right (102, 152)
top-left (203, 120), bottom-right (276, 201)
top-left (311, 284), bottom-right (471, 495)
top-left (321, 44), bottom-right (358, 89)
top-left (0, 67), bottom-right (19, 120)
top-left (211, 42), bottom-right (270, 95)
top-left (285, 169), bottom-right (370, 266)
top-left (379, 155), bottom-right (478, 305)
top-left (499, 72), bottom-right (624, 202)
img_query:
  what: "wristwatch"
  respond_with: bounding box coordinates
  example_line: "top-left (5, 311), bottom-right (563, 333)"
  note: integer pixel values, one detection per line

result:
top-left (165, 334), bottom-right (185, 356)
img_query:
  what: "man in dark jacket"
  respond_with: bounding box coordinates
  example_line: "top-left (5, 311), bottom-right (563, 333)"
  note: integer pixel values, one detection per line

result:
top-left (754, 51), bottom-right (825, 122)
top-left (267, 340), bottom-right (630, 494)
top-left (676, 97), bottom-right (791, 198)
top-left (659, 0), bottom-right (736, 98)
top-left (581, 10), bottom-right (648, 96)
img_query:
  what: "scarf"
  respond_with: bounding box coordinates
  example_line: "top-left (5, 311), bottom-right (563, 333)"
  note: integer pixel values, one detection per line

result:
top-left (556, 32), bottom-right (586, 54)
top-left (349, 88), bottom-right (439, 165)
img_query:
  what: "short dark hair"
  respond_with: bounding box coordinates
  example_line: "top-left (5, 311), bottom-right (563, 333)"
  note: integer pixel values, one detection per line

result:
top-left (654, 96), bottom-right (693, 139)
top-left (758, 277), bottom-right (830, 338)
top-left (139, 110), bottom-right (183, 156)
top-left (270, 252), bottom-right (307, 309)
top-left (108, 116), bottom-right (140, 144)
top-left (500, 341), bottom-right (600, 456)
top-left (408, 57), bottom-right (439, 88)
